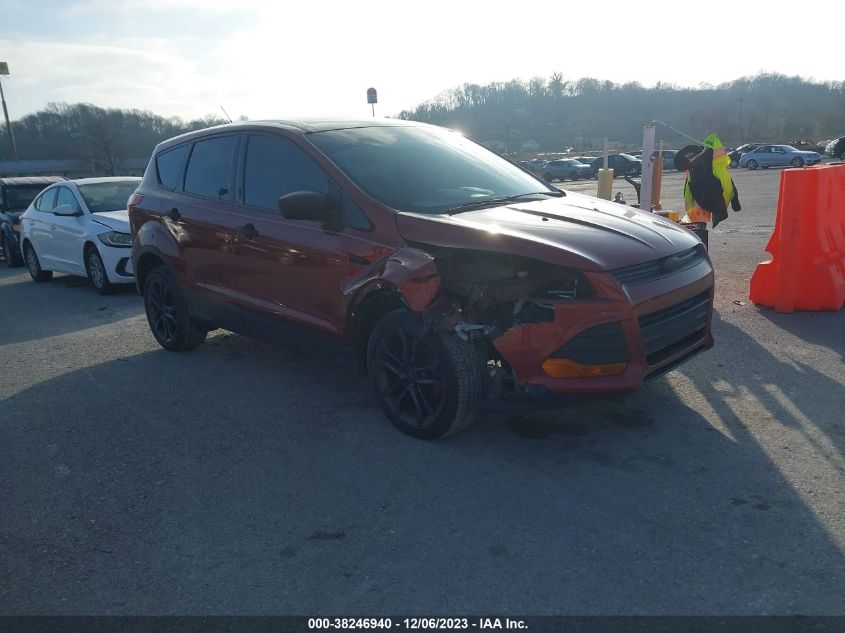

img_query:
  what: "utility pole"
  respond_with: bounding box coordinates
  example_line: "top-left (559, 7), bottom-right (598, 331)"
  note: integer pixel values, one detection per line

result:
top-left (0, 63), bottom-right (19, 161)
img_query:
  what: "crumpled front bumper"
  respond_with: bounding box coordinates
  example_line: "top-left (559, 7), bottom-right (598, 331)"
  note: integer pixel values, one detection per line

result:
top-left (491, 260), bottom-right (714, 397)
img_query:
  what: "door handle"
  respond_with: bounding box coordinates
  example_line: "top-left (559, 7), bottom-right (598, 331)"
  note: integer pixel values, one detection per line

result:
top-left (238, 223), bottom-right (259, 240)
top-left (165, 207), bottom-right (181, 222)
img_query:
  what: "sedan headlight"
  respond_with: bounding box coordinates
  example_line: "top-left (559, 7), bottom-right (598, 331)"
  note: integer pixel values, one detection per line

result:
top-left (97, 231), bottom-right (132, 248)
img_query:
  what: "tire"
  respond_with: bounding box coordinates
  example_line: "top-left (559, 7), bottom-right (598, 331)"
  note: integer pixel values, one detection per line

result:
top-left (791, 157), bottom-right (804, 167)
top-left (542, 173), bottom-right (553, 182)
top-left (730, 160), bottom-right (738, 168)
top-left (569, 172), bottom-right (578, 180)
top-left (2, 233), bottom-right (22, 268)
top-left (84, 245), bottom-right (116, 295)
top-left (367, 309), bottom-right (483, 439)
top-left (23, 242), bottom-right (52, 282)
top-left (746, 160), bottom-right (758, 170)
top-left (143, 266), bottom-right (207, 351)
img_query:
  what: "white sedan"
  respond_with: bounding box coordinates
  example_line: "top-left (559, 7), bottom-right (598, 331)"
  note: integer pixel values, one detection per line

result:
top-left (20, 177), bottom-right (140, 294)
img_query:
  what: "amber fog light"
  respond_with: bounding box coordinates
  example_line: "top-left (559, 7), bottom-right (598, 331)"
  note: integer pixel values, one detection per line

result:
top-left (542, 358), bottom-right (628, 378)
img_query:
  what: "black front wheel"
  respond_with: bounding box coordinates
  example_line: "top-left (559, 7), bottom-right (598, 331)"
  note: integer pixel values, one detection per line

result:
top-left (143, 266), bottom-right (207, 351)
top-left (368, 310), bottom-right (483, 439)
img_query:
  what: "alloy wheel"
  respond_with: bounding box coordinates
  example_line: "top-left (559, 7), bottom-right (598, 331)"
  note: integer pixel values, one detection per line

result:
top-left (88, 251), bottom-right (106, 289)
top-left (25, 246), bottom-right (38, 276)
top-left (372, 327), bottom-right (447, 428)
top-left (146, 277), bottom-right (178, 343)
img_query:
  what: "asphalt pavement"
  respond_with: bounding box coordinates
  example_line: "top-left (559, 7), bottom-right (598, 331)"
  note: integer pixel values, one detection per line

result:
top-left (1, 166), bottom-right (843, 615)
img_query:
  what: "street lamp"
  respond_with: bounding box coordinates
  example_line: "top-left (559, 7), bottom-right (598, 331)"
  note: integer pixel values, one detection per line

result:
top-left (0, 62), bottom-right (19, 160)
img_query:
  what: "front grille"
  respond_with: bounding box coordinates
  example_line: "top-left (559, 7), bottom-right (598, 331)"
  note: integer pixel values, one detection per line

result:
top-left (639, 291), bottom-right (710, 365)
top-left (611, 247), bottom-right (706, 286)
top-left (550, 322), bottom-right (629, 365)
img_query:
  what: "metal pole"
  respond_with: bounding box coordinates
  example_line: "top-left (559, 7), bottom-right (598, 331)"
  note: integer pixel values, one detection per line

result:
top-left (0, 78), bottom-right (18, 161)
top-left (640, 124), bottom-right (656, 213)
top-left (371, 103), bottom-right (374, 117)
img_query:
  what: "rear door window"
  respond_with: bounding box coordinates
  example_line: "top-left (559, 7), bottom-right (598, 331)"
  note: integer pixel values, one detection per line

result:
top-left (184, 136), bottom-right (237, 200)
top-left (156, 145), bottom-right (189, 191)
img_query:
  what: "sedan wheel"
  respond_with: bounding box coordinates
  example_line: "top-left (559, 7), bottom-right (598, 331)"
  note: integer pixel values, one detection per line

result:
top-left (746, 160), bottom-right (758, 170)
top-left (85, 247), bottom-right (115, 295)
top-left (791, 157), bottom-right (804, 167)
top-left (2, 233), bottom-right (21, 268)
top-left (24, 243), bottom-right (52, 282)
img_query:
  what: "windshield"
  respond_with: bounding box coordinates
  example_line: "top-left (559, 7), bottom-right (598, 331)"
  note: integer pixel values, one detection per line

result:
top-left (77, 181), bottom-right (139, 214)
top-left (308, 125), bottom-right (556, 214)
top-left (3, 185), bottom-right (47, 212)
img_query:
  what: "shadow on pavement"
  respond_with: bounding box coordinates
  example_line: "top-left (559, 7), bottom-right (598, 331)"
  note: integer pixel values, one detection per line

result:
top-left (1, 328), bottom-right (843, 614)
top-left (756, 307), bottom-right (845, 360)
top-left (0, 267), bottom-right (142, 346)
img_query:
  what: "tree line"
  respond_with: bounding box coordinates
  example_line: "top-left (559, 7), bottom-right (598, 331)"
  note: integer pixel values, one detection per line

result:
top-left (0, 102), bottom-right (228, 173)
top-left (397, 73), bottom-right (845, 151)
top-left (1, 73), bottom-right (843, 170)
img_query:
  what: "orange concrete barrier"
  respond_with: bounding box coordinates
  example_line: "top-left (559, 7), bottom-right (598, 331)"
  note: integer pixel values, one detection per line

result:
top-left (749, 163), bottom-right (845, 313)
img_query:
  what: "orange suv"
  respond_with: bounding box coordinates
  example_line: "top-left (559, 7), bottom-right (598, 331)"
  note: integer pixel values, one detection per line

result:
top-left (130, 119), bottom-right (713, 439)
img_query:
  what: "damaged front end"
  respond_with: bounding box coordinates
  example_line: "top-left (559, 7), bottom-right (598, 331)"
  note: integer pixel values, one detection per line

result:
top-left (391, 243), bottom-right (628, 402)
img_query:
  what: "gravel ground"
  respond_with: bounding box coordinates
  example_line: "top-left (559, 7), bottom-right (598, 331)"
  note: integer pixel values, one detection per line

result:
top-left (0, 165), bottom-right (843, 615)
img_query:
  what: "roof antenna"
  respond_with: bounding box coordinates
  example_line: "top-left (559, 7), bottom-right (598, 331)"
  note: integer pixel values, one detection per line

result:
top-left (220, 106), bottom-right (233, 123)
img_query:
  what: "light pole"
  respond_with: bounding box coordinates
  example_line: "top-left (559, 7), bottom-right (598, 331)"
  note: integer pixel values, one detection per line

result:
top-left (0, 62), bottom-right (19, 161)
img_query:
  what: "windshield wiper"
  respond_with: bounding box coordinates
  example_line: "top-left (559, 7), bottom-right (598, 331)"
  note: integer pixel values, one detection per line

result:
top-left (448, 190), bottom-right (564, 215)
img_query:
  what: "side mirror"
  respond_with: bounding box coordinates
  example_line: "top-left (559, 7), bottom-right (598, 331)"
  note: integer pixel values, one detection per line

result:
top-left (278, 191), bottom-right (332, 222)
top-left (53, 204), bottom-right (81, 217)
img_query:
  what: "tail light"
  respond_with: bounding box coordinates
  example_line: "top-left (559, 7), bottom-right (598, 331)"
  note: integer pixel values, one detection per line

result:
top-left (127, 193), bottom-right (144, 212)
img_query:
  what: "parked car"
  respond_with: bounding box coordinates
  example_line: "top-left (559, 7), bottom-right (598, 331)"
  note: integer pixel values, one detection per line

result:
top-left (130, 119), bottom-right (713, 439)
top-left (588, 153), bottom-right (642, 178)
top-left (0, 176), bottom-right (66, 267)
top-left (739, 145), bottom-right (821, 169)
top-left (571, 156), bottom-right (596, 167)
top-left (20, 177), bottom-right (140, 293)
top-left (660, 150), bottom-right (679, 171)
top-left (728, 143), bottom-right (764, 167)
top-left (518, 159), bottom-right (547, 176)
top-left (541, 158), bottom-right (591, 181)
top-left (825, 136), bottom-right (845, 159)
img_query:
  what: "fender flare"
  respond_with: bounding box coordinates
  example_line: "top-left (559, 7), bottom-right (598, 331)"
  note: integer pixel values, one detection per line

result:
top-left (133, 244), bottom-right (175, 294)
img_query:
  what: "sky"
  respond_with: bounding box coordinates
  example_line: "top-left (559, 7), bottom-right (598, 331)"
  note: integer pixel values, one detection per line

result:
top-left (1, 0), bottom-right (844, 122)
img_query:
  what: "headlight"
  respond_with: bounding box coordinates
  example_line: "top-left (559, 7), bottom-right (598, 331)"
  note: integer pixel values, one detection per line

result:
top-left (12, 224), bottom-right (20, 232)
top-left (97, 231), bottom-right (132, 248)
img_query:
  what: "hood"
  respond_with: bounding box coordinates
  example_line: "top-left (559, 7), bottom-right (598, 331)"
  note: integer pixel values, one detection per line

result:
top-left (90, 209), bottom-right (130, 232)
top-left (396, 191), bottom-right (701, 271)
